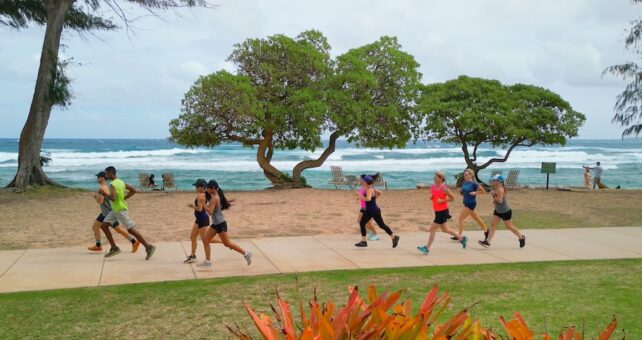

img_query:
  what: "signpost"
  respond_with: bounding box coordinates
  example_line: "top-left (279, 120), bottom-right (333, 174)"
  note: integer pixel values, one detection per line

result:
top-left (541, 162), bottom-right (556, 190)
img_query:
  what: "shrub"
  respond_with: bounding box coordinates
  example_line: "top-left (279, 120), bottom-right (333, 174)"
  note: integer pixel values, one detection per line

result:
top-left (229, 284), bottom-right (620, 339)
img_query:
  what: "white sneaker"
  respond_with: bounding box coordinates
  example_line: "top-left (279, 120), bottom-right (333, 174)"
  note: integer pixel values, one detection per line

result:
top-left (368, 234), bottom-right (380, 241)
top-left (244, 251), bottom-right (253, 265)
top-left (196, 260), bottom-right (212, 267)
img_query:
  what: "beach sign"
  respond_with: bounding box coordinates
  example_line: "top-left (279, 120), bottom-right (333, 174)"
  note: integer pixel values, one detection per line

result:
top-left (541, 162), bottom-right (556, 190)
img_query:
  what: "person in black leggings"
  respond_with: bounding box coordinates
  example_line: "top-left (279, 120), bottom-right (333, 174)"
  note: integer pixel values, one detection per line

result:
top-left (355, 175), bottom-right (400, 248)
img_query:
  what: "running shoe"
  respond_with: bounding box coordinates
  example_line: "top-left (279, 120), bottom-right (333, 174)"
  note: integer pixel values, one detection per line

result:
top-left (519, 235), bottom-right (526, 248)
top-left (184, 255), bottom-right (197, 263)
top-left (450, 236), bottom-right (459, 241)
top-left (88, 245), bottom-right (103, 252)
top-left (392, 235), bottom-right (400, 248)
top-left (354, 241), bottom-right (368, 247)
top-left (131, 240), bottom-right (141, 253)
top-left (460, 236), bottom-right (468, 249)
top-left (105, 247), bottom-right (121, 258)
top-left (145, 244), bottom-right (156, 260)
top-left (478, 240), bottom-right (491, 248)
top-left (244, 251), bottom-right (253, 265)
top-left (484, 230), bottom-right (489, 240)
top-left (368, 234), bottom-right (380, 241)
top-left (417, 245), bottom-right (429, 255)
top-left (197, 260), bottom-right (212, 267)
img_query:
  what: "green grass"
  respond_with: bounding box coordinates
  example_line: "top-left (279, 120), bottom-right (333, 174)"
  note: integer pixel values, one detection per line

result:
top-left (1, 259), bottom-right (640, 339)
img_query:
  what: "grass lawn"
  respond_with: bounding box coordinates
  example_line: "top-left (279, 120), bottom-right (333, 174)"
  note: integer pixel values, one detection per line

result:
top-left (0, 258), bottom-right (639, 339)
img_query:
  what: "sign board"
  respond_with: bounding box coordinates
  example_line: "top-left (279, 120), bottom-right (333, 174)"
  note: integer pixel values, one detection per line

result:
top-left (541, 162), bottom-right (556, 174)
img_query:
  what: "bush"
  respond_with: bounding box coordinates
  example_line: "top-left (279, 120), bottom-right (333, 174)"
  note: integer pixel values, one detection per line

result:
top-left (229, 284), bottom-right (619, 339)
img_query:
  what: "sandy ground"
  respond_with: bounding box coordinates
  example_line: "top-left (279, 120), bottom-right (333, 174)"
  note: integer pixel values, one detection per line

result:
top-left (0, 187), bottom-right (640, 250)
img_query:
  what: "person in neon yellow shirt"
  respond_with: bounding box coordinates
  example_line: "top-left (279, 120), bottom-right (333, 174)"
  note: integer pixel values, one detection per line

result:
top-left (100, 166), bottom-right (157, 260)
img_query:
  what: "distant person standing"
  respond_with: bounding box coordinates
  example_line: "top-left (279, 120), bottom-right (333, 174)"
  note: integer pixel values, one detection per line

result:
top-left (591, 162), bottom-right (604, 190)
top-left (100, 166), bottom-right (156, 260)
top-left (582, 166), bottom-right (591, 188)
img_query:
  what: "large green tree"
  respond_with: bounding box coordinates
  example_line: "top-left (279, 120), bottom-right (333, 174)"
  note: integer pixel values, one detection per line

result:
top-left (416, 76), bottom-right (585, 181)
top-left (603, 0), bottom-right (642, 137)
top-left (1, 0), bottom-right (206, 189)
top-left (169, 31), bottom-right (421, 188)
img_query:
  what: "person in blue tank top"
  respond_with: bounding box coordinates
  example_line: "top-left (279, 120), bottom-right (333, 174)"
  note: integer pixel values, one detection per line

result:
top-left (455, 169), bottom-right (489, 242)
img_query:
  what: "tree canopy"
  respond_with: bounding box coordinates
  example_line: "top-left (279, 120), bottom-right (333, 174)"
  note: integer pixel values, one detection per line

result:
top-left (603, 0), bottom-right (642, 137)
top-left (1, 0), bottom-right (207, 189)
top-left (416, 76), bottom-right (585, 181)
top-left (170, 31), bottom-right (422, 187)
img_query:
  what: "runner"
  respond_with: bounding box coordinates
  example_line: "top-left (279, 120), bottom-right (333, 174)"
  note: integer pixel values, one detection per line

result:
top-left (358, 174), bottom-right (380, 241)
top-left (183, 179), bottom-right (211, 264)
top-left (478, 174), bottom-right (526, 248)
top-left (354, 175), bottom-right (400, 248)
top-left (99, 166), bottom-right (157, 260)
top-left (198, 179), bottom-right (252, 267)
top-left (417, 171), bottom-right (467, 255)
top-left (88, 171), bottom-right (140, 253)
top-left (454, 169), bottom-right (489, 241)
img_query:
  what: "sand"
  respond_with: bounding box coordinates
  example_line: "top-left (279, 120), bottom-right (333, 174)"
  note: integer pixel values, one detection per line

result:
top-left (0, 187), bottom-right (640, 250)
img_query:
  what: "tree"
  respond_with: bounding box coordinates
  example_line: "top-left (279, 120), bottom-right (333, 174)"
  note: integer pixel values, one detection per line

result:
top-left (170, 31), bottom-right (421, 188)
top-left (416, 76), bottom-right (585, 181)
top-left (603, 0), bottom-right (642, 137)
top-left (1, 0), bottom-right (207, 189)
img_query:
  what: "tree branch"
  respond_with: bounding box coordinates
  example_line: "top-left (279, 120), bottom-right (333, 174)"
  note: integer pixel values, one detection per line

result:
top-left (292, 131), bottom-right (341, 183)
top-left (478, 140), bottom-right (530, 170)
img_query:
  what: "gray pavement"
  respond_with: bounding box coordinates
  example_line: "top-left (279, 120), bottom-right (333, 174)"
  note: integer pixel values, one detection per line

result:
top-left (0, 227), bottom-right (641, 293)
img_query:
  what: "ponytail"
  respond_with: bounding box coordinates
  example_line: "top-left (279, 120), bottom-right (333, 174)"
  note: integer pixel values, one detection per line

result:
top-left (218, 187), bottom-right (231, 210)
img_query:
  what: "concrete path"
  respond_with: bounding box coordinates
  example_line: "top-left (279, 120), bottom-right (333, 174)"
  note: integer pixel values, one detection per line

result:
top-left (1, 227), bottom-right (641, 294)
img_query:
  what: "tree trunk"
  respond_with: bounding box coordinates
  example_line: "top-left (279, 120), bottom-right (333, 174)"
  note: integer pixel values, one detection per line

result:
top-left (256, 129), bottom-right (288, 187)
top-left (460, 141), bottom-right (482, 183)
top-left (291, 131), bottom-right (341, 187)
top-left (7, 0), bottom-right (73, 189)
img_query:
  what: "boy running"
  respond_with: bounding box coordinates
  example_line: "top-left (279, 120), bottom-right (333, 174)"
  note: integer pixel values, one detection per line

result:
top-left (88, 171), bottom-right (140, 253)
top-left (99, 166), bottom-right (156, 260)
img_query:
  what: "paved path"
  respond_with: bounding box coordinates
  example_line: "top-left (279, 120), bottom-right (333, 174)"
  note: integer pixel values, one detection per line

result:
top-left (1, 227), bottom-right (641, 293)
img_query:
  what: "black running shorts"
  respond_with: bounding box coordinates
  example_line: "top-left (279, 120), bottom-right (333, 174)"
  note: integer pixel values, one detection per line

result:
top-left (493, 209), bottom-right (512, 221)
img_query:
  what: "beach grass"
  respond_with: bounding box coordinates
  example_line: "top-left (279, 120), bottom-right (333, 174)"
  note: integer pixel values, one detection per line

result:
top-left (0, 259), bottom-right (639, 339)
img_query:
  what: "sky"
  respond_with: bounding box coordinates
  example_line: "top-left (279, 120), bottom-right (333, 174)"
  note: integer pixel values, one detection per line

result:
top-left (0, 0), bottom-right (639, 140)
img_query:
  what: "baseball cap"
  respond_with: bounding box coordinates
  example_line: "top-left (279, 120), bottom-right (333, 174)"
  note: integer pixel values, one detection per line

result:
top-left (490, 174), bottom-right (504, 183)
top-left (192, 179), bottom-right (207, 187)
top-left (206, 180), bottom-right (219, 188)
top-left (95, 171), bottom-right (107, 178)
top-left (363, 175), bottom-right (374, 184)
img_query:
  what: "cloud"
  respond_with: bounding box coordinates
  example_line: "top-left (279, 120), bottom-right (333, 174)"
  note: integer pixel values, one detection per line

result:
top-left (0, 0), bottom-right (639, 139)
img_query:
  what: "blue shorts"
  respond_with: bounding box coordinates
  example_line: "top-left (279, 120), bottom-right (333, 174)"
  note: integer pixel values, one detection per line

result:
top-left (463, 201), bottom-right (477, 210)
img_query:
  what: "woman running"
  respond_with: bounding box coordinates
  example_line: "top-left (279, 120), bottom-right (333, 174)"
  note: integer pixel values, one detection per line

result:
top-left (455, 169), bottom-right (489, 241)
top-left (358, 174), bottom-right (380, 241)
top-left (183, 179), bottom-right (211, 264)
top-left (417, 171), bottom-right (467, 255)
top-left (478, 175), bottom-right (526, 248)
top-left (88, 171), bottom-right (140, 253)
top-left (198, 180), bottom-right (252, 267)
top-left (354, 175), bottom-right (400, 248)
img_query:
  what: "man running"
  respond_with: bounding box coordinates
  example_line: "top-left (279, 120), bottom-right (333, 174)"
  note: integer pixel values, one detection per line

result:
top-left (99, 166), bottom-right (156, 260)
top-left (88, 171), bottom-right (140, 253)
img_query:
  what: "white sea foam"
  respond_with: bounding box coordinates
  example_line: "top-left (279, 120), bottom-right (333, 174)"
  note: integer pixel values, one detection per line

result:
top-left (0, 144), bottom-right (638, 173)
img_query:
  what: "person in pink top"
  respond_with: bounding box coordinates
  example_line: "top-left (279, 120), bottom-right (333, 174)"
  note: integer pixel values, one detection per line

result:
top-left (357, 174), bottom-right (380, 241)
top-left (417, 171), bottom-right (468, 255)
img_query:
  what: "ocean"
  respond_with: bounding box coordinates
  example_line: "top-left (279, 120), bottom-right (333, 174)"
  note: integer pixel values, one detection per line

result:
top-left (0, 138), bottom-right (640, 190)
